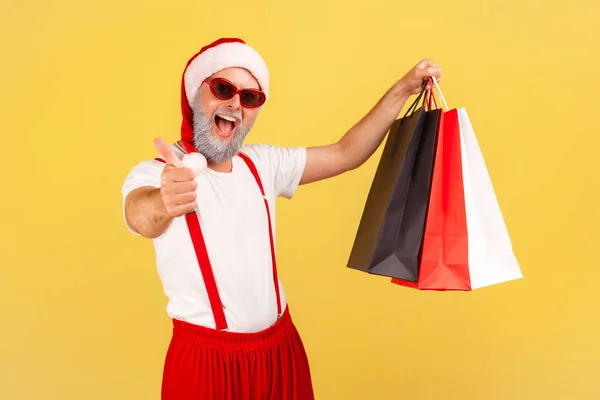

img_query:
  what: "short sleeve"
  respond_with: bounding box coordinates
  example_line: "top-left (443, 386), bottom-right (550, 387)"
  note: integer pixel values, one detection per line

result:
top-left (240, 144), bottom-right (307, 199)
top-left (121, 159), bottom-right (165, 235)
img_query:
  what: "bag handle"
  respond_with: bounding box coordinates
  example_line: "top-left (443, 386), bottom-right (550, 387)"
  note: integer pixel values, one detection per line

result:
top-left (424, 77), bottom-right (438, 111)
top-left (399, 76), bottom-right (449, 125)
top-left (400, 79), bottom-right (429, 122)
top-left (431, 76), bottom-right (449, 110)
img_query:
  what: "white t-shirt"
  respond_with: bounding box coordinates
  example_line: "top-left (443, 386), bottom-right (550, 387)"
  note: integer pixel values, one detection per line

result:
top-left (121, 142), bottom-right (307, 333)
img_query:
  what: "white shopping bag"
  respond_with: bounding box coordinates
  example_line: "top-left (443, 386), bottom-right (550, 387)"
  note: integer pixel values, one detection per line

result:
top-left (456, 107), bottom-right (523, 288)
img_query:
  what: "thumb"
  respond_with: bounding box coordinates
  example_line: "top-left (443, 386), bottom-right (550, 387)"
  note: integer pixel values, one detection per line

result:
top-left (154, 137), bottom-right (183, 167)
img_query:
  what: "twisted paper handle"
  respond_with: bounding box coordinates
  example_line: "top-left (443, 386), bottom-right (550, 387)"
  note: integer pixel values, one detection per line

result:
top-left (431, 76), bottom-right (449, 110)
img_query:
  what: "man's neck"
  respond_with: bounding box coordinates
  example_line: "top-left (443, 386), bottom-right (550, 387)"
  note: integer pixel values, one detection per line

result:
top-left (208, 159), bottom-right (233, 173)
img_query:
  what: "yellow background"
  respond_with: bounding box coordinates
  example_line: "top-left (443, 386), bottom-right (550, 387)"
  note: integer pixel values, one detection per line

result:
top-left (1, 0), bottom-right (598, 399)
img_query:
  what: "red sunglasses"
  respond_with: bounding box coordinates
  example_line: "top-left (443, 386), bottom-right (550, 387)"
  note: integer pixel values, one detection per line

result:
top-left (203, 77), bottom-right (266, 108)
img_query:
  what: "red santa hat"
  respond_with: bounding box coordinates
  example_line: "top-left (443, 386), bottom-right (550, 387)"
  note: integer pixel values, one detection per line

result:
top-left (179, 38), bottom-right (269, 153)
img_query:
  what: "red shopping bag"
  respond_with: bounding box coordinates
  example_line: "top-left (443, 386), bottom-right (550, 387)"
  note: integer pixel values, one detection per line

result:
top-left (391, 107), bottom-right (471, 290)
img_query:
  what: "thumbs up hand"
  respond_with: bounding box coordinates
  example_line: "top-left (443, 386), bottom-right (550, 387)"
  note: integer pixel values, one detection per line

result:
top-left (153, 138), bottom-right (205, 218)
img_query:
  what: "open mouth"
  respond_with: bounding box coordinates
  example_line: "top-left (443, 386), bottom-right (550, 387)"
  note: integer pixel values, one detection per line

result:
top-left (214, 114), bottom-right (239, 139)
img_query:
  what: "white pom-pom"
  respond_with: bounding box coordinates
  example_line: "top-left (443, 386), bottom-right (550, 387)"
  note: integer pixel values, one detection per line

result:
top-left (182, 152), bottom-right (207, 175)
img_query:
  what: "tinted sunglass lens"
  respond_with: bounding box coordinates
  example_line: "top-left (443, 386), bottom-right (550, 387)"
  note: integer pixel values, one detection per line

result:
top-left (241, 91), bottom-right (264, 107)
top-left (213, 81), bottom-right (234, 99)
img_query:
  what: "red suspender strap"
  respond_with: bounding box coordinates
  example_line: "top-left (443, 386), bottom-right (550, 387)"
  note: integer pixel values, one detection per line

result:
top-left (238, 152), bottom-right (283, 319)
top-left (153, 157), bottom-right (228, 331)
top-left (184, 213), bottom-right (229, 331)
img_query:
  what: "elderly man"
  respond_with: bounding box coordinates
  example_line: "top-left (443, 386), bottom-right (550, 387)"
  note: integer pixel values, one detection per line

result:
top-left (122, 37), bottom-right (441, 399)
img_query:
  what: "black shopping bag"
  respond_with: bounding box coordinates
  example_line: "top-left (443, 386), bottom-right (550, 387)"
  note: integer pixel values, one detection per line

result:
top-left (346, 86), bottom-right (441, 281)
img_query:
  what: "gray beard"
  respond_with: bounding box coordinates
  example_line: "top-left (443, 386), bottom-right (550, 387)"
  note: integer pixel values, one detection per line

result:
top-left (192, 93), bottom-right (255, 163)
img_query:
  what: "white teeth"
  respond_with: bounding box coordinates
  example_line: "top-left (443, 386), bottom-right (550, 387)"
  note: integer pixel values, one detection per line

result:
top-left (217, 114), bottom-right (237, 123)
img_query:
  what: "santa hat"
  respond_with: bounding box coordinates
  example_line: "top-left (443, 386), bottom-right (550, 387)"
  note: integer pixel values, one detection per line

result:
top-left (179, 38), bottom-right (270, 153)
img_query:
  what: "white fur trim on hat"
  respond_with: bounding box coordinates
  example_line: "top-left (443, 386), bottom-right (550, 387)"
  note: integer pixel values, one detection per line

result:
top-left (184, 41), bottom-right (269, 108)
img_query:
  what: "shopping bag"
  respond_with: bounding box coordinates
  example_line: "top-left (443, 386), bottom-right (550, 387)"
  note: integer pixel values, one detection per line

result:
top-left (456, 108), bottom-right (523, 288)
top-left (391, 78), bottom-right (522, 290)
top-left (392, 104), bottom-right (471, 290)
top-left (346, 83), bottom-right (441, 281)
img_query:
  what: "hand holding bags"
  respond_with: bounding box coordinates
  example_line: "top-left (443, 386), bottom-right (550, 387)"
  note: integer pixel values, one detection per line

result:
top-left (348, 77), bottom-right (523, 291)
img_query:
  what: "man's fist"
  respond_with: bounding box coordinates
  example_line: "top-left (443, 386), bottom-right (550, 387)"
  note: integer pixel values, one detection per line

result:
top-left (154, 137), bottom-right (198, 217)
top-left (397, 59), bottom-right (442, 96)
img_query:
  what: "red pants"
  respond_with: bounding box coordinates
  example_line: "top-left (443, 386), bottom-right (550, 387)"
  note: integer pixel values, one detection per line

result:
top-left (161, 307), bottom-right (314, 399)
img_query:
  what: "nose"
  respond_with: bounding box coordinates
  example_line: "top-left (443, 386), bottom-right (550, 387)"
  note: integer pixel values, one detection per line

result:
top-left (224, 93), bottom-right (241, 111)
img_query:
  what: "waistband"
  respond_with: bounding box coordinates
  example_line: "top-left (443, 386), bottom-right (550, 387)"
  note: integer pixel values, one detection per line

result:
top-left (171, 306), bottom-right (295, 353)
